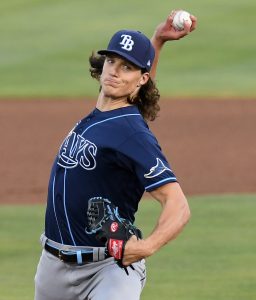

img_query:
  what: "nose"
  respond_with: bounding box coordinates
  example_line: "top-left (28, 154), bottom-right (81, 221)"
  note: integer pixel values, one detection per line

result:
top-left (109, 64), bottom-right (119, 77)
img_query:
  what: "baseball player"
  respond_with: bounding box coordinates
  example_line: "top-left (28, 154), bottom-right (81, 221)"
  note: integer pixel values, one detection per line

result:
top-left (34, 11), bottom-right (197, 300)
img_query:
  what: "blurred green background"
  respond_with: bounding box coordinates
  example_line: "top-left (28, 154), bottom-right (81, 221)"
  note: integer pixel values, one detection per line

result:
top-left (0, 0), bottom-right (255, 98)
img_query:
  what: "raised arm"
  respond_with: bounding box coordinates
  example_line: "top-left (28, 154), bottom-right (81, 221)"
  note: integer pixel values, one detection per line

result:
top-left (150, 11), bottom-right (197, 79)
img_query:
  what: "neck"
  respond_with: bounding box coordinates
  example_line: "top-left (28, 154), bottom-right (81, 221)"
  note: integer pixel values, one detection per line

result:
top-left (96, 92), bottom-right (132, 112)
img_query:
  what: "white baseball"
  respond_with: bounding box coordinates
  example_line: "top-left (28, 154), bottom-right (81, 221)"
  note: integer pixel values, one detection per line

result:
top-left (172, 10), bottom-right (192, 31)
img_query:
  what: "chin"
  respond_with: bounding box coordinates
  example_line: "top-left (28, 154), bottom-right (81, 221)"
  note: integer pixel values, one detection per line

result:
top-left (103, 91), bottom-right (118, 99)
top-left (101, 86), bottom-right (132, 100)
top-left (102, 89), bottom-right (120, 99)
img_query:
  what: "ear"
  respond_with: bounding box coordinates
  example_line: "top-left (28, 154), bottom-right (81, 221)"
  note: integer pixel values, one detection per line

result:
top-left (139, 72), bottom-right (150, 86)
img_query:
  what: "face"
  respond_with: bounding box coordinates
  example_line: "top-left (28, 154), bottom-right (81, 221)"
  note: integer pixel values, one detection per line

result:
top-left (100, 55), bottom-right (149, 101)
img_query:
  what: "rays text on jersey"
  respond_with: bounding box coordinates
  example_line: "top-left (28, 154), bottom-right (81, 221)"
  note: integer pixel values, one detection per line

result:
top-left (58, 131), bottom-right (97, 170)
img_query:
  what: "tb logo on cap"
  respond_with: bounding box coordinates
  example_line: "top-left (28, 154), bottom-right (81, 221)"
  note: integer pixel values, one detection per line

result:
top-left (120, 34), bottom-right (134, 51)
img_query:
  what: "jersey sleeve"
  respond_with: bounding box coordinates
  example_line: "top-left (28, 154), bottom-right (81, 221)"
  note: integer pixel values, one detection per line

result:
top-left (118, 131), bottom-right (177, 192)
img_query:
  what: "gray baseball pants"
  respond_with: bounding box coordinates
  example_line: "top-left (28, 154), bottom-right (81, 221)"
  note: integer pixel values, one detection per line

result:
top-left (34, 237), bottom-right (146, 300)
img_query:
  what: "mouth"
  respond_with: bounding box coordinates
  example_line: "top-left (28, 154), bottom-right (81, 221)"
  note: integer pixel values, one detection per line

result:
top-left (103, 78), bottom-right (120, 87)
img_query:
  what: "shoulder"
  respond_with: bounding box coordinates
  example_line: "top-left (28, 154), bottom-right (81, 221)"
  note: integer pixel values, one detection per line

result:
top-left (107, 106), bottom-right (154, 140)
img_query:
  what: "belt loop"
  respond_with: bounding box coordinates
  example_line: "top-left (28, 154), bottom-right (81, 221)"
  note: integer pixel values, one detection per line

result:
top-left (93, 248), bottom-right (99, 262)
top-left (40, 233), bottom-right (47, 247)
top-left (58, 250), bottom-right (64, 261)
top-left (76, 250), bottom-right (83, 265)
top-left (98, 248), bottom-right (107, 261)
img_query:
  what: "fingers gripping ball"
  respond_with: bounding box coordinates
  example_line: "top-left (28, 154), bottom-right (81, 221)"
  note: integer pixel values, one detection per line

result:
top-left (172, 10), bottom-right (192, 31)
top-left (86, 197), bottom-right (142, 265)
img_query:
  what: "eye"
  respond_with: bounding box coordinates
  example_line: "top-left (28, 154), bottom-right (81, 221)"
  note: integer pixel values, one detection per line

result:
top-left (122, 64), bottom-right (132, 71)
top-left (106, 57), bottom-right (114, 64)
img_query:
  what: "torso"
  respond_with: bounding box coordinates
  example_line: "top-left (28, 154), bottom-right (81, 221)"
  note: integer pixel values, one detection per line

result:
top-left (45, 105), bottom-right (177, 246)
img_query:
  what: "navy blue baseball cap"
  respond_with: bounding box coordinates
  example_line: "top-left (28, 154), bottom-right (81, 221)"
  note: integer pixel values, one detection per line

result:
top-left (98, 30), bottom-right (155, 72)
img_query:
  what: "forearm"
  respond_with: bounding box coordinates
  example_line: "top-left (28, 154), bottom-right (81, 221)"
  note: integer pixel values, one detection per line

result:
top-left (150, 34), bottom-right (165, 80)
top-left (122, 183), bottom-right (190, 265)
top-left (144, 192), bottom-right (190, 255)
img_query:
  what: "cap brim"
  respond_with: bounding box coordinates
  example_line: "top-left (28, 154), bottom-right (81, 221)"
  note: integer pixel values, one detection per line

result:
top-left (97, 49), bottom-right (147, 70)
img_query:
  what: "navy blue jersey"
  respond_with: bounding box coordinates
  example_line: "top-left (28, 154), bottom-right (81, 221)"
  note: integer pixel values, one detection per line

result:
top-left (45, 105), bottom-right (177, 246)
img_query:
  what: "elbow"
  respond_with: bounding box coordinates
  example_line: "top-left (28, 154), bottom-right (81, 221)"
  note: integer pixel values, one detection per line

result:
top-left (182, 202), bottom-right (191, 226)
top-left (186, 205), bottom-right (191, 223)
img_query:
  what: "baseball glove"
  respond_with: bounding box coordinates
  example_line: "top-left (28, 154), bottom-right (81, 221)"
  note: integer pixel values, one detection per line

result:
top-left (85, 197), bottom-right (142, 267)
